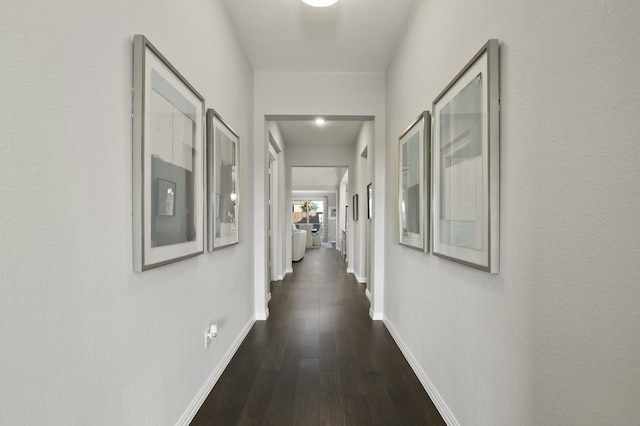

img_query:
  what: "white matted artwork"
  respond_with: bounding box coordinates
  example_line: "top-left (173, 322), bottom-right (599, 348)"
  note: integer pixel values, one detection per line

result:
top-left (207, 109), bottom-right (239, 251)
top-left (328, 206), bottom-right (337, 219)
top-left (398, 111), bottom-right (430, 251)
top-left (432, 39), bottom-right (500, 273)
top-left (132, 34), bottom-right (205, 272)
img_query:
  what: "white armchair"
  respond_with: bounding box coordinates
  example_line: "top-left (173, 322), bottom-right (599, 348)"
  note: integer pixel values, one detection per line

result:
top-left (292, 226), bottom-right (306, 261)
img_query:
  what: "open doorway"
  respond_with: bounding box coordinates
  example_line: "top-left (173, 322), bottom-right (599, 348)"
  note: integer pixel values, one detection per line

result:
top-left (270, 117), bottom-right (371, 278)
top-left (291, 166), bottom-right (348, 252)
top-left (292, 198), bottom-right (326, 247)
top-left (262, 115), bottom-right (379, 319)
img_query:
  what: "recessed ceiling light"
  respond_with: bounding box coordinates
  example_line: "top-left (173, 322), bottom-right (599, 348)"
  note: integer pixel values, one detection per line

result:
top-left (315, 118), bottom-right (326, 126)
top-left (302, 0), bottom-right (339, 7)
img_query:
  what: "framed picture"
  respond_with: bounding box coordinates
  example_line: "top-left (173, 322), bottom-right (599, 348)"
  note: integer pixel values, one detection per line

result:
top-left (207, 109), bottom-right (239, 251)
top-left (132, 35), bottom-right (205, 272)
top-left (157, 179), bottom-right (176, 216)
top-left (367, 183), bottom-right (373, 219)
top-left (432, 39), bottom-right (500, 273)
top-left (345, 205), bottom-right (348, 231)
top-left (398, 111), bottom-right (430, 251)
top-left (352, 194), bottom-right (359, 221)
top-left (328, 206), bottom-right (337, 219)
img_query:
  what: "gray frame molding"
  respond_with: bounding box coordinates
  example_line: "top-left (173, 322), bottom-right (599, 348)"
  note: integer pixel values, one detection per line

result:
top-left (431, 39), bottom-right (500, 273)
top-left (398, 111), bottom-right (430, 252)
top-left (132, 34), bottom-right (206, 271)
top-left (206, 108), bottom-right (240, 252)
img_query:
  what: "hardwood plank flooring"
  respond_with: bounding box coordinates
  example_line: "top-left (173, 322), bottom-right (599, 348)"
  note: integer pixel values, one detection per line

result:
top-left (191, 248), bottom-right (445, 426)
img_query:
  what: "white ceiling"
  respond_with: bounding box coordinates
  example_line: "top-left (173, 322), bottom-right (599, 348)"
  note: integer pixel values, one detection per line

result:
top-left (292, 166), bottom-right (347, 188)
top-left (277, 120), bottom-right (363, 145)
top-left (223, 0), bottom-right (417, 72)
top-left (225, 1), bottom-right (403, 188)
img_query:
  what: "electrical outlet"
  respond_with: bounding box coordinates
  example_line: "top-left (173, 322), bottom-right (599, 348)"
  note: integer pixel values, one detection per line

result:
top-left (204, 323), bottom-right (218, 349)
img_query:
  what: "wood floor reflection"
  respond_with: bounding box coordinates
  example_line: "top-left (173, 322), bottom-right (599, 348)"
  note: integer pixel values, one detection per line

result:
top-left (191, 247), bottom-right (445, 425)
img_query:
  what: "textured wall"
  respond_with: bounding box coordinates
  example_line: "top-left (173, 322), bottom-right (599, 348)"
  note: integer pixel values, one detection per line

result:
top-left (352, 122), bottom-right (373, 283)
top-left (267, 121), bottom-right (287, 281)
top-left (385, 0), bottom-right (640, 424)
top-left (0, 0), bottom-right (254, 424)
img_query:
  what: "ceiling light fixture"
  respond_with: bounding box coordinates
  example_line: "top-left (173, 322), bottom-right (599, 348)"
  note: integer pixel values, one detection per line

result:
top-left (302, 0), bottom-right (339, 7)
top-left (315, 118), bottom-right (326, 126)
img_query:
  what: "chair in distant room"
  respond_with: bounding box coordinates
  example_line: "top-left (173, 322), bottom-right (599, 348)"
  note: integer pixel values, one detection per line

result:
top-left (292, 225), bottom-right (306, 261)
top-left (311, 227), bottom-right (322, 246)
top-left (299, 223), bottom-right (314, 247)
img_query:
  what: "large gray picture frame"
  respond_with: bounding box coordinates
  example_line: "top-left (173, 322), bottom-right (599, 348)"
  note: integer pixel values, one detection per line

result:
top-left (132, 34), bottom-right (205, 272)
top-left (432, 39), bottom-right (500, 273)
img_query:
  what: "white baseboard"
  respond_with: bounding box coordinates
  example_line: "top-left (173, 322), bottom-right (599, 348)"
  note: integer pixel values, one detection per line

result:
top-left (352, 270), bottom-right (367, 284)
top-left (369, 308), bottom-right (383, 320)
top-left (275, 269), bottom-right (291, 281)
top-left (383, 318), bottom-right (459, 426)
top-left (365, 288), bottom-right (371, 301)
top-left (347, 267), bottom-right (354, 274)
top-left (270, 270), bottom-right (290, 283)
top-left (176, 317), bottom-right (255, 426)
top-left (255, 308), bottom-right (269, 321)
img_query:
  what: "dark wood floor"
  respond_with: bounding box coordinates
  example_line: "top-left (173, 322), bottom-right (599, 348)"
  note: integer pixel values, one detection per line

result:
top-left (191, 248), bottom-right (445, 425)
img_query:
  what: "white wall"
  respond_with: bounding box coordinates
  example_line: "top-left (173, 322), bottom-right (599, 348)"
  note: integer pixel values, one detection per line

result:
top-left (268, 122), bottom-right (286, 281)
top-left (254, 72), bottom-right (386, 319)
top-left (0, 1), bottom-right (254, 424)
top-left (339, 170), bottom-right (349, 256)
top-left (326, 192), bottom-right (338, 243)
top-left (385, 1), bottom-right (640, 425)
top-left (351, 122), bottom-right (373, 284)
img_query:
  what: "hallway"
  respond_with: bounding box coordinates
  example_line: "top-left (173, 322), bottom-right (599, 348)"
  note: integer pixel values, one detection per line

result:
top-left (192, 248), bottom-right (445, 425)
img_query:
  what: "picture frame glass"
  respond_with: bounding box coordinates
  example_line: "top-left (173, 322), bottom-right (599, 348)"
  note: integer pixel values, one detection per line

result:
top-left (328, 206), bottom-right (337, 220)
top-left (207, 111), bottom-right (239, 250)
top-left (352, 194), bottom-right (359, 221)
top-left (133, 35), bottom-right (205, 271)
top-left (398, 114), bottom-right (427, 250)
top-left (367, 183), bottom-right (373, 220)
top-left (432, 40), bottom-right (499, 272)
top-left (345, 205), bottom-right (348, 231)
top-left (436, 73), bottom-right (485, 254)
